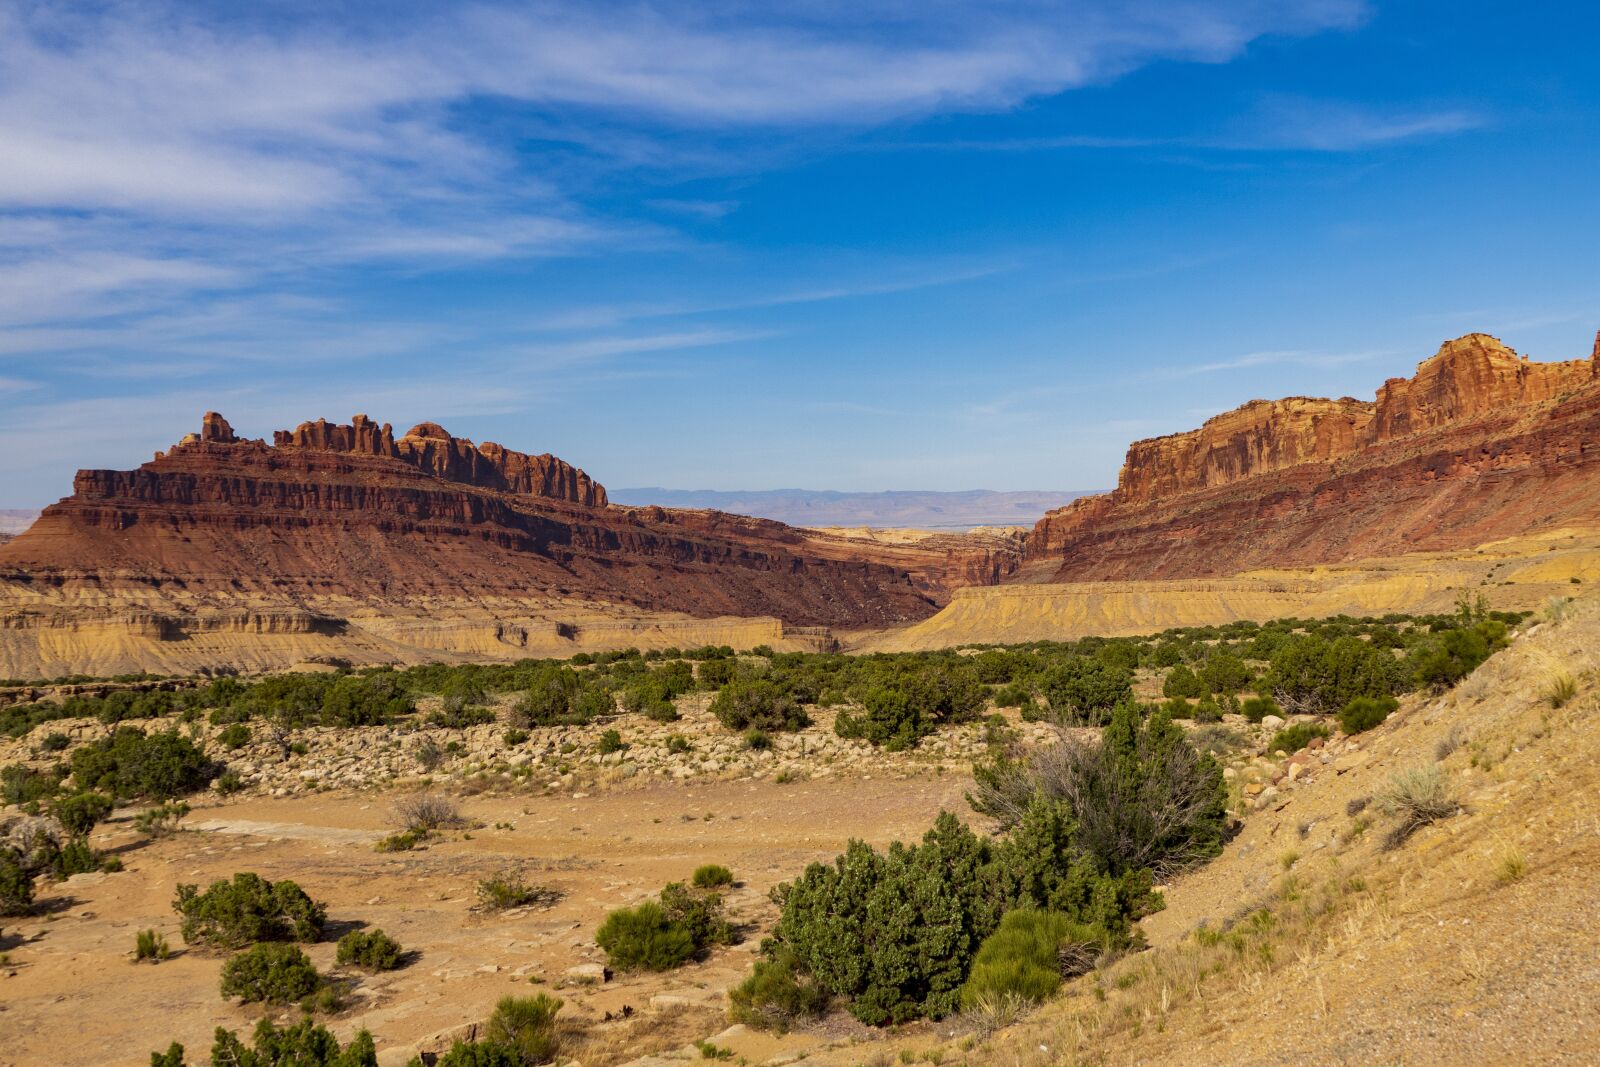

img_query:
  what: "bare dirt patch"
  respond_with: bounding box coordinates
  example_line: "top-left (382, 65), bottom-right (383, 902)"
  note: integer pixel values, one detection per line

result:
top-left (0, 773), bottom-right (971, 1066)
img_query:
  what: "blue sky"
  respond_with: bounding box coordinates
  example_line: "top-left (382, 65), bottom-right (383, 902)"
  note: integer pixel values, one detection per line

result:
top-left (2, 1), bottom-right (1598, 505)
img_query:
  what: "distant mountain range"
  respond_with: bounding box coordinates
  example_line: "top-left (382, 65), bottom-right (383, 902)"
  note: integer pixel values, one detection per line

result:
top-left (0, 509), bottom-right (40, 537)
top-left (608, 489), bottom-right (1096, 530)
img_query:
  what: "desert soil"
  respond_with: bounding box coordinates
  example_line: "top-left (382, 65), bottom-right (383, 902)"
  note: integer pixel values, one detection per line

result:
top-left (0, 773), bottom-right (970, 1067)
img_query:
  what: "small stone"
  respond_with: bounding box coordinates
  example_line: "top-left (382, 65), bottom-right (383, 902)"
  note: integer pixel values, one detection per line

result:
top-left (564, 963), bottom-right (608, 983)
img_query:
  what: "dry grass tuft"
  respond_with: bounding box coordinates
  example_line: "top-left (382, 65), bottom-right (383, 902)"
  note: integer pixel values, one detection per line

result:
top-left (1376, 766), bottom-right (1460, 850)
top-left (1433, 726), bottom-right (1465, 762)
top-left (1495, 848), bottom-right (1528, 885)
top-left (1541, 673), bottom-right (1577, 709)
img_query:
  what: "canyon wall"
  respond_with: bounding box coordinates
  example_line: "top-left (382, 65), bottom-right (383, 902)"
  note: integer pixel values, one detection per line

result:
top-left (0, 413), bottom-right (1026, 674)
top-left (1025, 332), bottom-right (1600, 581)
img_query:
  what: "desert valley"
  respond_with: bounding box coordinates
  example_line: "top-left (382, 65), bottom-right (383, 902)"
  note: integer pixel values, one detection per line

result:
top-left (4, 329), bottom-right (1600, 1065)
top-left (6, 5), bottom-right (1600, 1065)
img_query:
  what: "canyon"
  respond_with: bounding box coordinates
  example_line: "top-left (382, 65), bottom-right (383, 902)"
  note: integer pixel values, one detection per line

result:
top-left (3, 330), bottom-right (1600, 674)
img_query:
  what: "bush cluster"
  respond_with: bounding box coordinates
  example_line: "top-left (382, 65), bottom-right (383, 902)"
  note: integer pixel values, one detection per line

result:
top-left (70, 728), bottom-right (217, 799)
top-left (219, 942), bottom-right (323, 1003)
top-left (596, 878), bottom-right (733, 971)
top-left (969, 704), bottom-right (1229, 877)
top-left (174, 872), bottom-right (326, 948)
top-left (420, 995), bottom-right (563, 1066)
top-left (335, 928), bottom-right (403, 971)
top-left (834, 666), bottom-right (984, 749)
top-left (768, 798), bottom-right (1157, 1025)
top-left (709, 679), bottom-right (808, 733)
top-left (960, 908), bottom-right (1108, 1010)
top-left (151, 1019), bottom-right (378, 1067)
top-left (1337, 694), bottom-right (1399, 734)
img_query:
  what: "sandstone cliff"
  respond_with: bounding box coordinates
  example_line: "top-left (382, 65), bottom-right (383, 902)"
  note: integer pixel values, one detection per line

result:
top-left (1026, 332), bottom-right (1600, 580)
top-left (0, 414), bottom-right (1023, 675)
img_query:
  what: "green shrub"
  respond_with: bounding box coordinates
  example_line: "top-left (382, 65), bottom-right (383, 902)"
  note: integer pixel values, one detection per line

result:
top-left (430, 1041), bottom-right (522, 1067)
top-left (53, 837), bottom-right (105, 877)
top-left (622, 679), bottom-right (679, 722)
top-left (728, 948), bottom-right (829, 1033)
top-left (1, 764), bottom-right (62, 807)
top-left (710, 680), bottom-right (809, 733)
top-left (597, 729), bottom-right (626, 755)
top-left (1265, 636), bottom-right (1405, 713)
top-left (174, 872), bottom-right (326, 947)
top-left (960, 909), bottom-right (1106, 1009)
top-left (151, 1019), bottom-right (377, 1067)
top-left (1240, 695), bottom-right (1280, 723)
top-left (658, 881), bottom-right (733, 949)
top-left (217, 723), bottom-right (252, 750)
top-left (69, 728), bottom-right (217, 799)
top-left (130, 801), bottom-right (189, 840)
top-left (320, 674), bottom-right (412, 726)
top-left (1409, 618), bottom-right (1507, 690)
top-left (1337, 695), bottom-right (1398, 734)
top-left (485, 993), bottom-right (562, 1065)
top-left (336, 928), bottom-right (403, 971)
top-left (1162, 665), bottom-right (1204, 700)
top-left (0, 848), bottom-right (33, 915)
top-left (665, 734), bottom-right (692, 755)
top-left (1269, 721), bottom-right (1330, 755)
top-left (696, 658), bottom-right (737, 688)
top-left (220, 942), bottom-right (323, 1003)
top-left (1039, 658), bottom-right (1132, 725)
top-left (135, 928), bottom-right (170, 962)
top-left (503, 728), bottom-right (530, 746)
top-left (375, 829), bottom-right (426, 852)
top-left (992, 684), bottom-right (1031, 708)
top-left (572, 685), bottom-right (616, 722)
top-left (769, 806), bottom-right (1156, 1025)
top-left (595, 901), bottom-right (698, 971)
top-left (969, 704), bottom-right (1229, 878)
top-left (1192, 696), bottom-right (1222, 724)
top-left (428, 705), bottom-right (497, 729)
top-left (38, 732), bottom-right (70, 752)
top-left (834, 667), bottom-right (986, 750)
top-left (215, 769), bottom-right (244, 795)
top-left (692, 864), bottom-right (734, 889)
top-left (54, 791), bottom-right (114, 836)
top-left (511, 666), bottom-right (581, 726)
top-left (743, 728), bottom-right (771, 751)
top-left (1199, 653), bottom-right (1251, 695)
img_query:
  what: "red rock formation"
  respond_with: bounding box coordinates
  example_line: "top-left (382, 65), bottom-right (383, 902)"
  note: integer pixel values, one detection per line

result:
top-left (0, 414), bottom-right (1013, 631)
top-left (269, 414), bottom-right (606, 506)
top-left (1025, 332), bottom-right (1600, 581)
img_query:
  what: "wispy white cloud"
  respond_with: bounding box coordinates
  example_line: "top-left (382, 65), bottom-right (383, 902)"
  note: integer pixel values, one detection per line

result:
top-left (871, 98), bottom-right (1483, 155)
top-left (1216, 96), bottom-right (1486, 151)
top-left (646, 199), bottom-right (740, 220)
top-left (1147, 347), bottom-right (1396, 380)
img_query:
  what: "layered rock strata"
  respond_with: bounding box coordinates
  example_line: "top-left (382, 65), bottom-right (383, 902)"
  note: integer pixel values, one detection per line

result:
top-left (1026, 332), bottom-right (1600, 580)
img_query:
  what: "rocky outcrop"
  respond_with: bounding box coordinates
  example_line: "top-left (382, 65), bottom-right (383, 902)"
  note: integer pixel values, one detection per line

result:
top-left (1026, 331), bottom-right (1600, 581)
top-left (266, 413), bottom-right (607, 505)
top-left (0, 414), bottom-right (1024, 671)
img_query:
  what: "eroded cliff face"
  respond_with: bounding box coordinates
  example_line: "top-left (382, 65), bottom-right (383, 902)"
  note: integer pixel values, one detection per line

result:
top-left (1027, 331), bottom-right (1600, 581)
top-left (263, 414), bottom-right (607, 506)
top-left (1, 414), bottom-right (983, 636)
